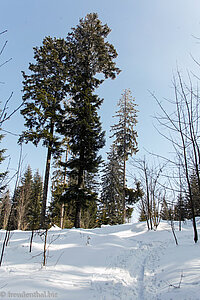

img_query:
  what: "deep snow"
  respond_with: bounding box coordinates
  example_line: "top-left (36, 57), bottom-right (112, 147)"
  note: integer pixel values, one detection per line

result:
top-left (0, 220), bottom-right (200, 300)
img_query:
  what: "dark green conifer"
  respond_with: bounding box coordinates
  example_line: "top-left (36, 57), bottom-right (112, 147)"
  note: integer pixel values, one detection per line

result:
top-left (19, 37), bottom-right (68, 227)
top-left (61, 13), bottom-right (120, 228)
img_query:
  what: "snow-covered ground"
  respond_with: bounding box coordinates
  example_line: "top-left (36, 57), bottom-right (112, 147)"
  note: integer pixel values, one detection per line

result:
top-left (0, 220), bottom-right (200, 300)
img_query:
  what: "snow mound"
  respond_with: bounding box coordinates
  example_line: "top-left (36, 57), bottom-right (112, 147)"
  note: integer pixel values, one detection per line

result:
top-left (49, 224), bottom-right (61, 231)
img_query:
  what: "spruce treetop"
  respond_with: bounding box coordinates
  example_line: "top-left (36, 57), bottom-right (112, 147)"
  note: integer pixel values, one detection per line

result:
top-left (111, 89), bottom-right (138, 159)
top-left (19, 37), bottom-right (68, 155)
top-left (66, 13), bottom-right (121, 90)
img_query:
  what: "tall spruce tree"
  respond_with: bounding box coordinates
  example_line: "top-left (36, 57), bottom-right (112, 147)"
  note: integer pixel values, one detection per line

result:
top-left (19, 37), bottom-right (68, 227)
top-left (61, 13), bottom-right (120, 228)
top-left (111, 89), bottom-right (138, 222)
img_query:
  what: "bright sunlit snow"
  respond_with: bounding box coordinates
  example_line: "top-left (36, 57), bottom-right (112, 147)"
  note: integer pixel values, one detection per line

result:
top-left (0, 221), bottom-right (200, 300)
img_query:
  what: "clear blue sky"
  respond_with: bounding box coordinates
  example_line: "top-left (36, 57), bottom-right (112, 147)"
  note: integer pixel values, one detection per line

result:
top-left (1, 0), bottom-right (200, 193)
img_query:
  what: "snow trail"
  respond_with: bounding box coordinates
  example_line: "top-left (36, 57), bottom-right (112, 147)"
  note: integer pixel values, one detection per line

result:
top-left (91, 239), bottom-right (165, 300)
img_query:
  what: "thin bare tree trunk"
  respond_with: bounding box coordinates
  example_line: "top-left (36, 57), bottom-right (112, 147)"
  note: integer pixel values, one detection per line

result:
top-left (60, 203), bottom-right (65, 229)
top-left (141, 197), bottom-right (150, 230)
top-left (29, 230), bottom-right (34, 253)
top-left (179, 197), bottom-right (182, 232)
top-left (122, 157), bottom-right (126, 223)
top-left (174, 80), bottom-right (198, 243)
top-left (43, 228), bottom-right (48, 266)
top-left (0, 231), bottom-right (9, 266)
top-left (0, 145), bottom-right (23, 266)
top-left (144, 161), bottom-right (153, 230)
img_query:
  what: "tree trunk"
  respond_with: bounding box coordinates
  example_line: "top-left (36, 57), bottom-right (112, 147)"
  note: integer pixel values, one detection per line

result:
top-left (29, 230), bottom-right (34, 253)
top-left (179, 196), bottom-right (182, 231)
top-left (122, 90), bottom-right (127, 223)
top-left (40, 123), bottom-right (54, 228)
top-left (74, 166), bottom-right (84, 228)
top-left (122, 157), bottom-right (126, 223)
top-left (43, 228), bottom-right (48, 266)
top-left (170, 214), bottom-right (178, 246)
top-left (175, 83), bottom-right (198, 243)
top-left (0, 231), bottom-right (9, 266)
top-left (60, 146), bottom-right (68, 229)
top-left (60, 203), bottom-right (65, 229)
top-left (0, 146), bottom-right (22, 267)
top-left (144, 162), bottom-right (153, 230)
top-left (74, 205), bottom-right (81, 228)
top-left (40, 146), bottom-right (52, 228)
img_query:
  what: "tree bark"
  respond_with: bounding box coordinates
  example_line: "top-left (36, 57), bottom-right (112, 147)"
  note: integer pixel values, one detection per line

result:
top-left (40, 123), bottom-right (54, 228)
top-left (122, 157), bottom-right (126, 223)
top-left (60, 203), bottom-right (65, 229)
top-left (43, 228), bottom-right (48, 266)
top-left (144, 161), bottom-right (153, 230)
top-left (74, 204), bottom-right (81, 228)
top-left (122, 90), bottom-right (127, 223)
top-left (29, 230), bottom-right (34, 253)
top-left (74, 164), bottom-right (84, 228)
top-left (60, 146), bottom-right (69, 229)
top-left (0, 231), bottom-right (9, 266)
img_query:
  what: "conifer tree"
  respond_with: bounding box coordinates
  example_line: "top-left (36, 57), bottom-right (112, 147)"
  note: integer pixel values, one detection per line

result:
top-left (10, 167), bottom-right (43, 230)
top-left (27, 170), bottom-right (43, 230)
top-left (81, 171), bottom-right (99, 228)
top-left (61, 13), bottom-right (120, 228)
top-left (19, 37), bottom-right (68, 227)
top-left (16, 165), bottom-right (33, 230)
top-left (0, 190), bottom-right (11, 229)
top-left (111, 89), bottom-right (138, 222)
top-left (81, 197), bottom-right (98, 228)
top-left (100, 145), bottom-right (124, 225)
top-left (49, 155), bottom-right (75, 228)
top-left (50, 159), bottom-right (99, 229)
top-left (160, 199), bottom-right (169, 220)
top-left (184, 171), bottom-right (200, 218)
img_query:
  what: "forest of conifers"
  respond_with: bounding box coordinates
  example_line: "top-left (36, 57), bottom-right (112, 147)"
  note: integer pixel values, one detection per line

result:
top-left (1, 13), bottom-right (200, 246)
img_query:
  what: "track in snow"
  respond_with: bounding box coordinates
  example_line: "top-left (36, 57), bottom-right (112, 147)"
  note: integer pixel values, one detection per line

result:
top-left (91, 239), bottom-right (167, 300)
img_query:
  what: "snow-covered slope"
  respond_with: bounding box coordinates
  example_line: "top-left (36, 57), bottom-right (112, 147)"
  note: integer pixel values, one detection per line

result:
top-left (0, 221), bottom-right (200, 300)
